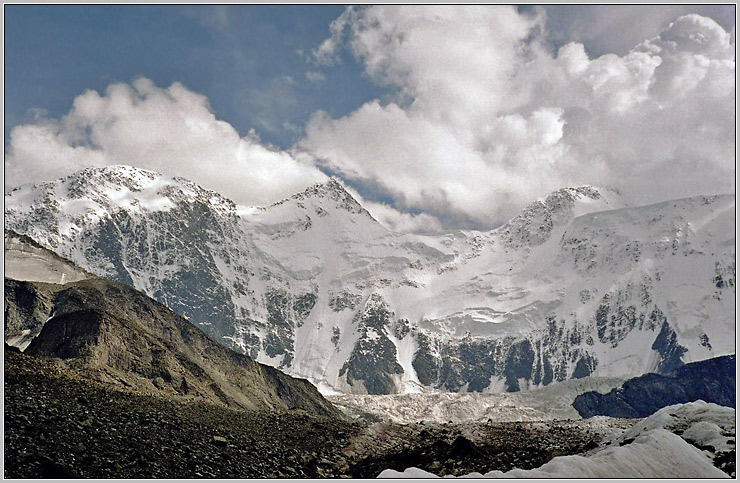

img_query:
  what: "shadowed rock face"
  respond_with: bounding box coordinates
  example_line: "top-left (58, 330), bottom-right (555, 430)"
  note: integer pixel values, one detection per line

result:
top-left (9, 277), bottom-right (341, 418)
top-left (572, 355), bottom-right (736, 418)
top-left (5, 278), bottom-right (56, 350)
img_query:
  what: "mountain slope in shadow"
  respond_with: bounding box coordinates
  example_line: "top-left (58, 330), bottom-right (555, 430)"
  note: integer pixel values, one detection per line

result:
top-left (572, 355), bottom-right (736, 418)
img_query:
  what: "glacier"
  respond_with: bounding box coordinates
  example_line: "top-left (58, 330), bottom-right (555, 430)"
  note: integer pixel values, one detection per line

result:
top-left (378, 401), bottom-right (734, 479)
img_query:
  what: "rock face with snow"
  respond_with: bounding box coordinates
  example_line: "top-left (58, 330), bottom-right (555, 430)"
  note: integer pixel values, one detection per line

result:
top-left (5, 166), bottom-right (736, 395)
top-left (572, 355), bottom-right (736, 418)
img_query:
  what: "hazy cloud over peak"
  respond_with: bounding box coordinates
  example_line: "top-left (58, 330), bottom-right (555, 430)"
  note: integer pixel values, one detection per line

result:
top-left (541, 5), bottom-right (735, 57)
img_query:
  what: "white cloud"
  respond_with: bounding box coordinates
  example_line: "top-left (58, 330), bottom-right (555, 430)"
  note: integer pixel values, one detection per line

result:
top-left (342, 184), bottom-right (444, 234)
top-left (300, 7), bottom-right (736, 228)
top-left (312, 6), bottom-right (359, 66)
top-left (6, 8), bottom-right (734, 233)
top-left (365, 201), bottom-right (445, 235)
top-left (5, 78), bottom-right (327, 205)
top-left (306, 70), bottom-right (327, 85)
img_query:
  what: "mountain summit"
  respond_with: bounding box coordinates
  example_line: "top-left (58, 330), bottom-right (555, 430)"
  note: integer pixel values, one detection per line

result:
top-left (5, 166), bottom-right (735, 395)
top-left (499, 186), bottom-right (625, 248)
top-left (281, 178), bottom-right (375, 219)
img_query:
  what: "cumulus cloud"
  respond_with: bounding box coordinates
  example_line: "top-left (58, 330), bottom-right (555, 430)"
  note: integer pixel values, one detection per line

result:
top-left (300, 7), bottom-right (735, 228)
top-left (542, 5), bottom-right (736, 56)
top-left (312, 7), bottom-right (359, 66)
top-left (5, 77), bottom-right (327, 206)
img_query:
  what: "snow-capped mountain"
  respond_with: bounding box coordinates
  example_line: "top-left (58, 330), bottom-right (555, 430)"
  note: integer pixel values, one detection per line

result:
top-left (5, 165), bottom-right (735, 395)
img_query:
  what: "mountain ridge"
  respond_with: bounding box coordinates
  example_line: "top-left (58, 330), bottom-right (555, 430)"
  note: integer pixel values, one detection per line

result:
top-left (572, 354), bottom-right (736, 418)
top-left (5, 165), bottom-right (735, 395)
top-left (4, 227), bottom-right (341, 416)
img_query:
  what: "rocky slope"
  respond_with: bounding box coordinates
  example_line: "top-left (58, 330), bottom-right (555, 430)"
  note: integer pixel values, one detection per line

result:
top-left (7, 275), bottom-right (341, 416)
top-left (572, 355), bottom-right (736, 418)
top-left (4, 346), bottom-right (358, 478)
top-left (7, 345), bottom-right (645, 479)
top-left (5, 165), bottom-right (736, 394)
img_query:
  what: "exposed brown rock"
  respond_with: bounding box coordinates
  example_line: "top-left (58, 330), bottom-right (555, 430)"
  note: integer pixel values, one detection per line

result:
top-left (10, 276), bottom-right (341, 418)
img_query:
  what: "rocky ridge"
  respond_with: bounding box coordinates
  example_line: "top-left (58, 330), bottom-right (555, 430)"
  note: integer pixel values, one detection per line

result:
top-left (7, 276), bottom-right (340, 416)
top-left (573, 354), bottom-right (736, 418)
top-left (5, 166), bottom-right (736, 395)
top-left (4, 346), bottom-right (357, 478)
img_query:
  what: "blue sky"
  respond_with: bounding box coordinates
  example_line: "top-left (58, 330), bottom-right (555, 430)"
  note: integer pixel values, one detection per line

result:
top-left (4, 5), bottom-right (736, 232)
top-left (5, 5), bottom-right (388, 147)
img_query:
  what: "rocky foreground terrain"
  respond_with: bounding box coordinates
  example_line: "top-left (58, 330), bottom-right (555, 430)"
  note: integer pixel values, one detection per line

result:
top-left (6, 345), bottom-right (634, 479)
top-left (4, 346), bottom-right (358, 479)
top-left (341, 416), bottom-right (634, 478)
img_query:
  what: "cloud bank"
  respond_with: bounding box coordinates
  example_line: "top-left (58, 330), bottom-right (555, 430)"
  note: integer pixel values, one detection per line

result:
top-left (5, 7), bottom-right (735, 232)
top-left (301, 6), bottom-right (735, 227)
top-left (4, 78), bottom-right (327, 206)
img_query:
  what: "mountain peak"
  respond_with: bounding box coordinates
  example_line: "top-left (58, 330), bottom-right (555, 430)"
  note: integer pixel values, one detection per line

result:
top-left (498, 185), bottom-right (625, 248)
top-left (294, 177), bottom-right (353, 200)
top-left (272, 177), bottom-right (376, 221)
top-left (65, 165), bottom-right (164, 194)
top-left (324, 177), bottom-right (346, 192)
top-left (4, 165), bottom-right (242, 254)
